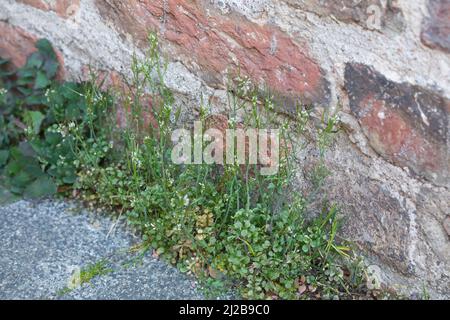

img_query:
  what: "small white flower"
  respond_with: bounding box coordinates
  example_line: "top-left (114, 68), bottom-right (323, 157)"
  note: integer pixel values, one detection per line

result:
top-left (183, 194), bottom-right (190, 206)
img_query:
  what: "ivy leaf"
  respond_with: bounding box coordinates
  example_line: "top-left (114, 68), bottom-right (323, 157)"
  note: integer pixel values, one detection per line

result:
top-left (35, 39), bottom-right (57, 60)
top-left (10, 171), bottom-right (32, 190)
top-left (61, 82), bottom-right (81, 99)
top-left (25, 94), bottom-right (46, 106)
top-left (34, 71), bottom-right (51, 89)
top-left (16, 86), bottom-right (33, 96)
top-left (66, 102), bottom-right (82, 119)
top-left (17, 68), bottom-right (35, 79)
top-left (26, 52), bottom-right (43, 69)
top-left (62, 174), bottom-right (77, 185)
top-left (0, 149), bottom-right (9, 166)
top-left (8, 171), bottom-right (33, 194)
top-left (18, 141), bottom-right (37, 158)
top-left (24, 175), bottom-right (57, 199)
top-left (0, 69), bottom-right (15, 78)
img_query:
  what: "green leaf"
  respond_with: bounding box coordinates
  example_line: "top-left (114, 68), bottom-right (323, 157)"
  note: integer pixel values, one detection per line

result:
top-left (66, 102), bottom-right (82, 119)
top-left (25, 94), bottom-right (46, 106)
top-left (17, 68), bottom-right (35, 78)
top-left (0, 150), bottom-right (9, 166)
top-left (0, 70), bottom-right (15, 78)
top-left (44, 131), bottom-right (62, 145)
top-left (16, 76), bottom-right (35, 86)
top-left (0, 58), bottom-right (10, 65)
top-left (18, 141), bottom-right (37, 158)
top-left (0, 185), bottom-right (21, 206)
top-left (10, 185), bottom-right (25, 195)
top-left (24, 175), bottom-right (57, 199)
top-left (62, 174), bottom-right (77, 185)
top-left (11, 171), bottom-right (32, 189)
top-left (25, 52), bottom-right (43, 69)
top-left (25, 110), bottom-right (45, 134)
top-left (34, 71), bottom-right (51, 89)
top-left (61, 82), bottom-right (81, 99)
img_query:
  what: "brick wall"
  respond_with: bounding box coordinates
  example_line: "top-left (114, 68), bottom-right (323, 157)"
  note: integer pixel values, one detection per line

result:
top-left (1, 0), bottom-right (448, 298)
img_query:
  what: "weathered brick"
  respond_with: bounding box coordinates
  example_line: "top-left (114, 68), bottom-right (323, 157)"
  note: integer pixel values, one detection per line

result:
top-left (421, 0), bottom-right (450, 53)
top-left (17, 0), bottom-right (80, 18)
top-left (81, 65), bottom-right (159, 132)
top-left (95, 0), bottom-right (330, 113)
top-left (345, 63), bottom-right (449, 186)
top-left (283, 0), bottom-right (405, 31)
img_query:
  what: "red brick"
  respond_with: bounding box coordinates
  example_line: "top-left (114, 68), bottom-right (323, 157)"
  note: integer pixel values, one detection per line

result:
top-left (95, 0), bottom-right (330, 113)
